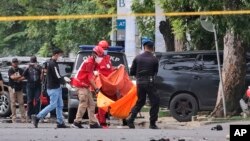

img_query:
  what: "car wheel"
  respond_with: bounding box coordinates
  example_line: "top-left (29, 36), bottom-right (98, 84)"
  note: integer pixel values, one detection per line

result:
top-left (0, 91), bottom-right (11, 117)
top-left (169, 94), bottom-right (198, 122)
top-left (68, 108), bottom-right (77, 123)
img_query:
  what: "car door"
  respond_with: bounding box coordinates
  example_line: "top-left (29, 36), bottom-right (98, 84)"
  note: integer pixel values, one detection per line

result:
top-left (155, 53), bottom-right (197, 107)
top-left (190, 53), bottom-right (222, 110)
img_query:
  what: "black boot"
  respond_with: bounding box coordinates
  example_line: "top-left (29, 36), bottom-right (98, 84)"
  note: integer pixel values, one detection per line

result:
top-left (149, 121), bottom-right (160, 129)
top-left (126, 113), bottom-right (137, 129)
top-left (122, 119), bottom-right (128, 126)
top-left (31, 115), bottom-right (39, 128)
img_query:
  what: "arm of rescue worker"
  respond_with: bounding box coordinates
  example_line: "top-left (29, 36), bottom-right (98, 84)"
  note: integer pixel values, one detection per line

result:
top-left (114, 64), bottom-right (124, 70)
top-left (88, 73), bottom-right (100, 93)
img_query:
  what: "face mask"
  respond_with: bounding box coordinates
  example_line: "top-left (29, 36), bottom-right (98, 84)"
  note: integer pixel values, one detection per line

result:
top-left (58, 56), bottom-right (63, 60)
top-left (104, 50), bottom-right (108, 55)
top-left (95, 56), bottom-right (103, 64)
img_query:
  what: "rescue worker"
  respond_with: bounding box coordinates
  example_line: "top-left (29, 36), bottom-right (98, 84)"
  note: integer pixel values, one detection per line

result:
top-left (96, 40), bottom-right (116, 76)
top-left (96, 40), bottom-right (116, 127)
top-left (71, 46), bottom-right (102, 129)
top-left (126, 38), bottom-right (160, 129)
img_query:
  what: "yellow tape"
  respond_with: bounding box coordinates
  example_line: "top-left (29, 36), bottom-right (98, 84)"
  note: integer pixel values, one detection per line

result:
top-left (0, 10), bottom-right (250, 21)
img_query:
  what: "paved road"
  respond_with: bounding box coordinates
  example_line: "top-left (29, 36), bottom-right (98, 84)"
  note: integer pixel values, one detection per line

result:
top-left (0, 116), bottom-right (243, 141)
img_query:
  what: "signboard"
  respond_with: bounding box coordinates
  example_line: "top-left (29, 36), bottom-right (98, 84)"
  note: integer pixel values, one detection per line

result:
top-left (119, 0), bottom-right (125, 7)
top-left (116, 19), bottom-right (126, 30)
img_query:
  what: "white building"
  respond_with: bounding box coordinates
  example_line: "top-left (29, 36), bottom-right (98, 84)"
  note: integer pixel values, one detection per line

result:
top-left (114, 0), bottom-right (165, 65)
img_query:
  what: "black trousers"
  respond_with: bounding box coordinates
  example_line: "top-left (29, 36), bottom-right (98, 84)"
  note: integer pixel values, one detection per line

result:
top-left (131, 82), bottom-right (160, 123)
top-left (26, 83), bottom-right (41, 118)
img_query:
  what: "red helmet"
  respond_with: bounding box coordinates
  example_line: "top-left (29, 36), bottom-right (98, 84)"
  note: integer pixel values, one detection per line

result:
top-left (98, 40), bottom-right (109, 50)
top-left (246, 86), bottom-right (250, 98)
top-left (93, 45), bottom-right (104, 57)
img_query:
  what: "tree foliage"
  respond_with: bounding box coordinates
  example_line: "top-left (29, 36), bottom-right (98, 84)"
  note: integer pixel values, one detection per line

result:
top-left (160, 0), bottom-right (250, 117)
top-left (0, 0), bottom-right (116, 57)
top-left (159, 0), bottom-right (250, 50)
top-left (131, 0), bottom-right (155, 40)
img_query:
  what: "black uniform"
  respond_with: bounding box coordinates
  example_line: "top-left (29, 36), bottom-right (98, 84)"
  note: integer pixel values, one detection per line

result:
top-left (129, 51), bottom-right (159, 126)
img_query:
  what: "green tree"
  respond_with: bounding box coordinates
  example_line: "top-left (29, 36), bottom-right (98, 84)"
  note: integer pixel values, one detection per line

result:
top-left (0, 1), bottom-right (29, 56)
top-left (54, 0), bottom-right (114, 55)
top-left (160, 0), bottom-right (250, 117)
top-left (0, 0), bottom-right (116, 57)
top-left (131, 0), bottom-right (155, 42)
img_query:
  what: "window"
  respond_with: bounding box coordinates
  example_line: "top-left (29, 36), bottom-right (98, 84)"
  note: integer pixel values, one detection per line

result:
top-left (161, 54), bottom-right (197, 71)
top-left (196, 54), bottom-right (223, 71)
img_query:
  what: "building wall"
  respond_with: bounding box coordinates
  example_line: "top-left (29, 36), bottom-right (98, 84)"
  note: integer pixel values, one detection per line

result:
top-left (116, 0), bottom-right (166, 65)
top-left (155, 2), bottom-right (166, 52)
top-left (116, 0), bottom-right (137, 65)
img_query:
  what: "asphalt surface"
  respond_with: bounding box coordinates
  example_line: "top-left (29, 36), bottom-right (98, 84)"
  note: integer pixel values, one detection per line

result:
top-left (0, 115), bottom-right (242, 141)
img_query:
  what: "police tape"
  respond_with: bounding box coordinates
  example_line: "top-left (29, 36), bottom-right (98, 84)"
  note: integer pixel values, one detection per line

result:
top-left (0, 10), bottom-right (250, 21)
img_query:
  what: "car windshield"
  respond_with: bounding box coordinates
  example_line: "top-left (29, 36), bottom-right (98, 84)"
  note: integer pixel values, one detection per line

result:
top-left (73, 51), bottom-right (128, 73)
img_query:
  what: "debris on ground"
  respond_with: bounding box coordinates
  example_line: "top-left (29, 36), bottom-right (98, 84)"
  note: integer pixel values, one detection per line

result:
top-left (211, 124), bottom-right (223, 131)
top-left (150, 138), bottom-right (170, 141)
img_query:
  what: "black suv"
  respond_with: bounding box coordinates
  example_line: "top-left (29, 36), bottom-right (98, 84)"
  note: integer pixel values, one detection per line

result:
top-left (67, 45), bottom-right (128, 123)
top-left (154, 50), bottom-right (250, 122)
top-left (0, 57), bottom-right (74, 117)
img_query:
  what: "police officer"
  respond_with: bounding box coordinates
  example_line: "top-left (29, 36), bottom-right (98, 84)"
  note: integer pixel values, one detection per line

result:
top-left (127, 38), bottom-right (160, 129)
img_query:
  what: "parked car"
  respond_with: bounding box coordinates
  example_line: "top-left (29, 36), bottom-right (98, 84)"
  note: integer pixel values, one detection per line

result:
top-left (154, 50), bottom-right (250, 122)
top-left (0, 57), bottom-right (74, 117)
top-left (67, 45), bottom-right (128, 123)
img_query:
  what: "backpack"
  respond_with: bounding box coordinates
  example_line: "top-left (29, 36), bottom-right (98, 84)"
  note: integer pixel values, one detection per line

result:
top-left (28, 66), bottom-right (41, 82)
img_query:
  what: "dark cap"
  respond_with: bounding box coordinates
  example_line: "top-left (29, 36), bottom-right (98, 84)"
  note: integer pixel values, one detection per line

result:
top-left (144, 41), bottom-right (154, 47)
top-left (30, 56), bottom-right (37, 63)
top-left (142, 38), bottom-right (154, 47)
top-left (12, 58), bottom-right (18, 63)
top-left (52, 48), bottom-right (63, 55)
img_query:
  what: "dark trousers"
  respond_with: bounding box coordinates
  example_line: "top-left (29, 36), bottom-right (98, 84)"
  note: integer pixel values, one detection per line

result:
top-left (131, 83), bottom-right (160, 124)
top-left (26, 83), bottom-right (41, 118)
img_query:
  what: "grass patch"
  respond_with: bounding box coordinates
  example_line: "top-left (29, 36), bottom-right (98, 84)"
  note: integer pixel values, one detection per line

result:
top-left (158, 110), bottom-right (171, 117)
top-left (141, 106), bottom-right (150, 112)
top-left (211, 116), bottom-right (250, 121)
top-left (141, 106), bottom-right (171, 117)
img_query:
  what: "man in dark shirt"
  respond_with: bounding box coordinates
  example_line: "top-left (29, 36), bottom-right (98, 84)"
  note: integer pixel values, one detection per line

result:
top-left (32, 48), bottom-right (69, 128)
top-left (23, 56), bottom-right (42, 121)
top-left (127, 38), bottom-right (160, 129)
top-left (8, 58), bottom-right (26, 123)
